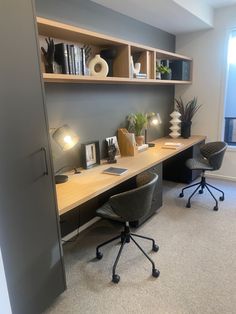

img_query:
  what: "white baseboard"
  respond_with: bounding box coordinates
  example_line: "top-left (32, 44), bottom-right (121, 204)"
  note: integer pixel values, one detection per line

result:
top-left (62, 217), bottom-right (101, 243)
top-left (79, 217), bottom-right (101, 232)
top-left (205, 173), bottom-right (236, 182)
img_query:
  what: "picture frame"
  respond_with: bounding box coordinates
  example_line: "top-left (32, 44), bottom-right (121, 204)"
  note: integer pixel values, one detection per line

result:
top-left (105, 136), bottom-right (121, 157)
top-left (81, 141), bottom-right (100, 169)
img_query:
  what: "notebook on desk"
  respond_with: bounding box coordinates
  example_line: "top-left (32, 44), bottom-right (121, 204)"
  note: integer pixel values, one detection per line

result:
top-left (162, 142), bottom-right (183, 149)
top-left (103, 167), bottom-right (128, 176)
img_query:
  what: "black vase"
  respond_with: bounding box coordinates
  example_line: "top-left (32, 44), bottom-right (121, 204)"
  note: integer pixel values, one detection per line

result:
top-left (161, 71), bottom-right (172, 80)
top-left (181, 121), bottom-right (192, 138)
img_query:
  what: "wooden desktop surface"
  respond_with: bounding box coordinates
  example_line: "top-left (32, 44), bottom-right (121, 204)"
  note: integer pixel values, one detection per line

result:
top-left (56, 135), bottom-right (205, 215)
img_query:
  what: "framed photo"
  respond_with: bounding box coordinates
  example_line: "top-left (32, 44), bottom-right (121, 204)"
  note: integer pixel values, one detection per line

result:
top-left (105, 136), bottom-right (121, 157)
top-left (81, 141), bottom-right (100, 169)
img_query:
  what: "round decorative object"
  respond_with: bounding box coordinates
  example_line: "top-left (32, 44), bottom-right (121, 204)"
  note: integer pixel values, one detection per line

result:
top-left (169, 111), bottom-right (181, 138)
top-left (88, 54), bottom-right (109, 77)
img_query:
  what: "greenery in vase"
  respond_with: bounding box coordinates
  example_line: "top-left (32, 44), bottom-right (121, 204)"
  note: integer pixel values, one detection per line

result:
top-left (127, 112), bottom-right (148, 136)
top-left (175, 96), bottom-right (202, 123)
top-left (156, 63), bottom-right (171, 74)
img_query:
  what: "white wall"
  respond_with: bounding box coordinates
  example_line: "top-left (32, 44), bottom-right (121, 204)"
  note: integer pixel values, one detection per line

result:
top-left (0, 248), bottom-right (12, 314)
top-left (174, 0), bottom-right (213, 26)
top-left (175, 5), bottom-right (236, 180)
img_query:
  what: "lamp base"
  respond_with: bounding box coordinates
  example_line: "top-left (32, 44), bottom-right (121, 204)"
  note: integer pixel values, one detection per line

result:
top-left (147, 142), bottom-right (155, 147)
top-left (55, 174), bottom-right (68, 184)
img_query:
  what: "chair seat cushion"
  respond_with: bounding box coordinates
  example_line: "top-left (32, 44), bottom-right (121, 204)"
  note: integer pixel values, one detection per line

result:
top-left (186, 158), bottom-right (214, 171)
top-left (96, 202), bottom-right (125, 222)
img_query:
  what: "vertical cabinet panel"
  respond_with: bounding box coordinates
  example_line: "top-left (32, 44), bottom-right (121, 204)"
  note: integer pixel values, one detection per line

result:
top-left (113, 45), bottom-right (130, 78)
top-left (0, 1), bottom-right (66, 313)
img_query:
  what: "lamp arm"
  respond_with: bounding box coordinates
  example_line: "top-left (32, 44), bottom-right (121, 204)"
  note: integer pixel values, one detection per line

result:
top-left (144, 128), bottom-right (148, 144)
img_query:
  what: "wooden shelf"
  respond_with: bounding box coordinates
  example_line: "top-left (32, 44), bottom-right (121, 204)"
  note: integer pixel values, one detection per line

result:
top-left (37, 17), bottom-right (193, 85)
top-left (43, 73), bottom-right (192, 85)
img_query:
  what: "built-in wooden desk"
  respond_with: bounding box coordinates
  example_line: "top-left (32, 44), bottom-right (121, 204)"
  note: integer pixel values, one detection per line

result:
top-left (57, 135), bottom-right (205, 218)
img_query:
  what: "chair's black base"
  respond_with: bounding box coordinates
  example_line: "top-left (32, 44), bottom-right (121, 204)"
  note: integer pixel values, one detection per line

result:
top-left (96, 223), bottom-right (160, 283)
top-left (179, 175), bottom-right (225, 211)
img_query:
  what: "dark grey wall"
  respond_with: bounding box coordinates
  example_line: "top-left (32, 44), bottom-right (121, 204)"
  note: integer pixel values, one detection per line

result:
top-left (35, 0), bottom-right (176, 171)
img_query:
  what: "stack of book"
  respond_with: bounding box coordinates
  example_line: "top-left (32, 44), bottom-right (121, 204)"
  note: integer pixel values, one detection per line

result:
top-left (162, 142), bottom-right (183, 149)
top-left (54, 43), bottom-right (86, 75)
top-left (134, 73), bottom-right (147, 79)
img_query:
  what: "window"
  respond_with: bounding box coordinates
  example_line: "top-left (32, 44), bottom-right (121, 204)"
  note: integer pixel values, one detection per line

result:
top-left (224, 30), bottom-right (236, 146)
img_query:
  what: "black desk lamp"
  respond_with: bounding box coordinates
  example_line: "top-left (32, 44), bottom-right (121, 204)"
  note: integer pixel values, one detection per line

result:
top-left (145, 113), bottom-right (162, 147)
top-left (52, 124), bottom-right (79, 184)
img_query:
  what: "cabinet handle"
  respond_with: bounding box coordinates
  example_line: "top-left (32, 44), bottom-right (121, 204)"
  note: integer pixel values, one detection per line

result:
top-left (41, 147), bottom-right (49, 176)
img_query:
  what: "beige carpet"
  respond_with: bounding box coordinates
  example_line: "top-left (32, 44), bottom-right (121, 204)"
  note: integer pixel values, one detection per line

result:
top-left (45, 178), bottom-right (236, 314)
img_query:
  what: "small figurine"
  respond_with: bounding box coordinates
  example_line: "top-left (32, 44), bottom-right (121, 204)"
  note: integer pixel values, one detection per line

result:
top-left (107, 138), bottom-right (117, 164)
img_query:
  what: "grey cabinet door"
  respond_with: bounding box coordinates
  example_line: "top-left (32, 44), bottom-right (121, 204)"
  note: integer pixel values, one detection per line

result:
top-left (0, 1), bottom-right (66, 313)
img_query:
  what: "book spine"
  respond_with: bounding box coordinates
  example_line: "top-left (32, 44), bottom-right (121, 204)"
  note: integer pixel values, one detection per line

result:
top-left (74, 45), bottom-right (81, 75)
top-left (81, 47), bottom-right (86, 75)
top-left (67, 44), bottom-right (73, 74)
top-left (63, 44), bottom-right (69, 74)
top-left (70, 45), bottom-right (76, 75)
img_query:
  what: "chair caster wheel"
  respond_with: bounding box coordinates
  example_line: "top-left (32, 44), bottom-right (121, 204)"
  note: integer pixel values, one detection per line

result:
top-left (179, 192), bottom-right (184, 198)
top-left (152, 244), bottom-right (159, 252)
top-left (199, 190), bottom-right (203, 194)
top-left (96, 251), bottom-right (103, 260)
top-left (213, 206), bottom-right (218, 211)
top-left (112, 274), bottom-right (120, 283)
top-left (219, 196), bottom-right (224, 201)
top-left (186, 202), bottom-right (191, 208)
top-left (152, 269), bottom-right (160, 278)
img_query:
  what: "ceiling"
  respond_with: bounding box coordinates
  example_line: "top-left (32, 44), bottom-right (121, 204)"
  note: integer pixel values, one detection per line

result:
top-left (90, 0), bottom-right (236, 34)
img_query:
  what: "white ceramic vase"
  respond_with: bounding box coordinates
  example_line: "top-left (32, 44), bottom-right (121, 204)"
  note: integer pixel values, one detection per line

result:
top-left (169, 111), bottom-right (181, 138)
top-left (130, 56), bottom-right (141, 77)
top-left (88, 54), bottom-right (109, 77)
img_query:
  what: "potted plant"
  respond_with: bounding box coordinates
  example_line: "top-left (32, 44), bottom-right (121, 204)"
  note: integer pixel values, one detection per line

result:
top-left (156, 63), bottom-right (172, 80)
top-left (175, 96), bottom-right (202, 138)
top-left (127, 112), bottom-right (148, 146)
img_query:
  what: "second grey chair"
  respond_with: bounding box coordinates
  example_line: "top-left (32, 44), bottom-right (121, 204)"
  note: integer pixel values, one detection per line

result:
top-left (95, 172), bottom-right (159, 283)
top-left (179, 141), bottom-right (227, 210)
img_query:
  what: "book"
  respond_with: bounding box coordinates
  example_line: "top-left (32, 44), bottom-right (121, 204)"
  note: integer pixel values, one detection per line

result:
top-left (134, 73), bottom-right (147, 79)
top-left (67, 44), bottom-right (73, 74)
top-left (103, 167), bottom-right (128, 176)
top-left (70, 45), bottom-right (76, 74)
top-left (81, 47), bottom-right (86, 75)
top-left (74, 45), bottom-right (82, 75)
top-left (54, 43), bottom-right (69, 74)
top-left (162, 142), bottom-right (183, 149)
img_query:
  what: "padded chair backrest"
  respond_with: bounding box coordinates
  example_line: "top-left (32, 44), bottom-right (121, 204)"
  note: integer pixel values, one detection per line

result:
top-left (109, 172), bottom-right (158, 222)
top-left (200, 141), bottom-right (227, 170)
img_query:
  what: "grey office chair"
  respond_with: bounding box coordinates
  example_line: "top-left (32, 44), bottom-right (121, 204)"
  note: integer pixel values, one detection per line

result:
top-left (179, 141), bottom-right (227, 211)
top-left (96, 172), bottom-right (160, 283)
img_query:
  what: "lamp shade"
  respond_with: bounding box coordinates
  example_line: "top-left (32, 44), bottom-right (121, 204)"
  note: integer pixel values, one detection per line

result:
top-left (147, 113), bottom-right (162, 126)
top-left (52, 124), bottom-right (79, 151)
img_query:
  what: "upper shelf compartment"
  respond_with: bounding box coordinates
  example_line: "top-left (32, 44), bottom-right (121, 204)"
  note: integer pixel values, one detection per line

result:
top-left (37, 17), bottom-right (192, 85)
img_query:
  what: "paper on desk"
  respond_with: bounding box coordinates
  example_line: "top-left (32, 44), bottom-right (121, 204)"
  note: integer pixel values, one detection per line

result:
top-left (162, 142), bottom-right (183, 149)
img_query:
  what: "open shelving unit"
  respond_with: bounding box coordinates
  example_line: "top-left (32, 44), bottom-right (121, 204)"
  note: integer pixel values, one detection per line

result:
top-left (37, 17), bottom-right (192, 85)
